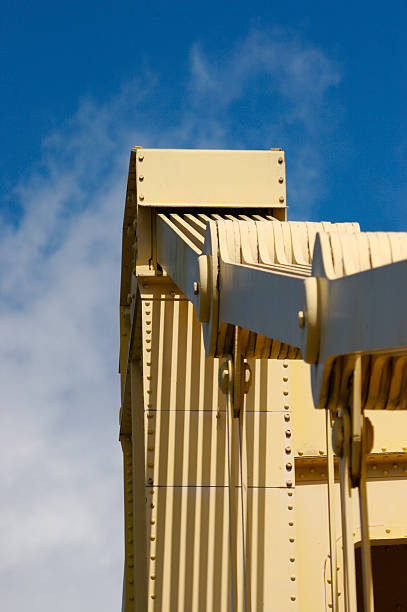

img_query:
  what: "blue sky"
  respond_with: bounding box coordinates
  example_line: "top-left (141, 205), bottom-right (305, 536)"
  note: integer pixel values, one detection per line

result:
top-left (1, 0), bottom-right (406, 229)
top-left (0, 2), bottom-right (406, 610)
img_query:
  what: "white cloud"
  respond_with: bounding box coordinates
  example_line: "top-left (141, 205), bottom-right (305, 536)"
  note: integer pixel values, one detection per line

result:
top-left (188, 28), bottom-right (342, 214)
top-left (0, 29), bottom-right (341, 610)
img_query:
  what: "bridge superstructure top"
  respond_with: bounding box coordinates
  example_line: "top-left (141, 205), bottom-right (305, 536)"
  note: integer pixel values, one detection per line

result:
top-left (119, 147), bottom-right (407, 612)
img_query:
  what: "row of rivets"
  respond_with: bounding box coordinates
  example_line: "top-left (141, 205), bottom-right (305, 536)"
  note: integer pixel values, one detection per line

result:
top-left (144, 300), bottom-right (158, 601)
top-left (138, 153), bottom-right (144, 200)
top-left (282, 362), bottom-right (294, 490)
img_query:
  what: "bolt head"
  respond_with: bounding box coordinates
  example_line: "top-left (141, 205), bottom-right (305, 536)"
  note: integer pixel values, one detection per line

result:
top-left (218, 363), bottom-right (230, 395)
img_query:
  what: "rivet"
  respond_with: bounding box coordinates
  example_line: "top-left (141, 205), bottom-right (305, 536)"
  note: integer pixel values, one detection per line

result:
top-left (139, 175), bottom-right (144, 181)
top-left (151, 575), bottom-right (156, 580)
top-left (283, 362), bottom-right (289, 368)
top-left (298, 310), bottom-right (305, 328)
top-left (289, 557), bottom-right (295, 562)
top-left (382, 447), bottom-right (387, 452)
top-left (286, 462), bottom-right (293, 470)
top-left (279, 176), bottom-right (284, 183)
top-left (283, 376), bottom-right (288, 382)
top-left (289, 521), bottom-right (294, 526)
top-left (147, 412), bottom-right (154, 418)
top-left (146, 361), bottom-right (151, 366)
top-left (138, 154), bottom-right (144, 161)
top-left (319, 450), bottom-right (325, 456)
top-left (151, 594), bottom-right (156, 599)
top-left (284, 414), bottom-right (290, 422)
top-left (145, 302), bottom-right (150, 306)
top-left (193, 281), bottom-right (199, 295)
top-left (288, 505), bottom-right (293, 510)
top-left (285, 446), bottom-right (292, 454)
top-left (298, 451), bottom-right (303, 456)
top-left (327, 578), bottom-right (331, 584)
top-left (290, 576), bottom-right (296, 581)
top-left (286, 480), bottom-right (293, 487)
top-left (151, 503), bottom-right (155, 509)
top-left (288, 491), bottom-right (293, 496)
top-left (150, 519), bottom-right (155, 525)
top-left (278, 156), bottom-right (284, 164)
top-left (150, 536), bottom-right (155, 541)
top-left (285, 429), bottom-right (292, 437)
top-left (151, 555), bottom-right (156, 560)
top-left (328, 604), bottom-right (332, 609)
top-left (284, 403), bottom-right (290, 409)
top-left (385, 528), bottom-right (391, 534)
top-left (289, 537), bottom-right (295, 542)
top-left (291, 596), bottom-right (296, 602)
top-left (139, 194), bottom-right (144, 201)
top-left (145, 310), bottom-right (151, 315)
top-left (283, 390), bottom-right (289, 396)
top-left (146, 348), bottom-right (152, 352)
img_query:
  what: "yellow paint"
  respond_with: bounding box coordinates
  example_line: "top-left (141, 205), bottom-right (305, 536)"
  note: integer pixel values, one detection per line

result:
top-left (119, 148), bottom-right (407, 611)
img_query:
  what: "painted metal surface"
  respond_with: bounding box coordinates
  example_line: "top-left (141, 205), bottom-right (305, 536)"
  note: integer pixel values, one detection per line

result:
top-left (119, 147), bottom-right (407, 611)
top-left (134, 148), bottom-right (287, 208)
top-left (138, 285), bottom-right (297, 609)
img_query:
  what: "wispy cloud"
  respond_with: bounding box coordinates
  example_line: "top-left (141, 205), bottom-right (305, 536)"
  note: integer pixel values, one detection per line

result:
top-left (0, 28), bottom-right (341, 610)
top-left (188, 28), bottom-right (342, 213)
top-left (189, 29), bottom-right (341, 110)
